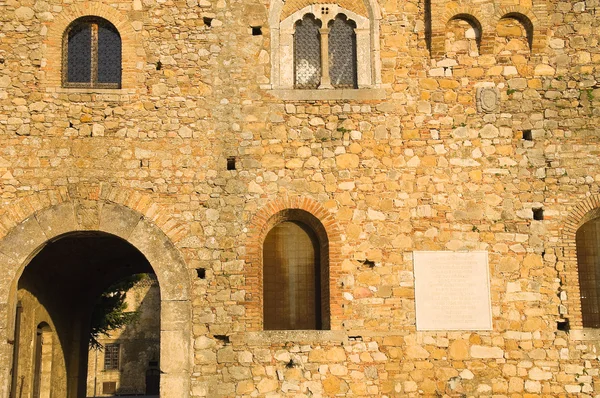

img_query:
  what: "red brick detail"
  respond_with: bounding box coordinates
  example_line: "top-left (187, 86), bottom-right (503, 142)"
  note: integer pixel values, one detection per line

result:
top-left (243, 196), bottom-right (342, 331)
top-left (0, 184), bottom-right (190, 245)
top-left (559, 195), bottom-right (600, 329)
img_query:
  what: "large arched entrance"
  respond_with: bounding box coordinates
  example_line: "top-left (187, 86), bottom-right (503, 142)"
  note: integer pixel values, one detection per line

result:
top-left (0, 201), bottom-right (191, 398)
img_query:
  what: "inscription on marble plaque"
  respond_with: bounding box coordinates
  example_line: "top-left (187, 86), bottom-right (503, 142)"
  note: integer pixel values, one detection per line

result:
top-left (414, 251), bottom-right (492, 331)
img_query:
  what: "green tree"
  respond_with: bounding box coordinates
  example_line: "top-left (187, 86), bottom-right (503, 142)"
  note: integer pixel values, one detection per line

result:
top-left (89, 274), bottom-right (145, 349)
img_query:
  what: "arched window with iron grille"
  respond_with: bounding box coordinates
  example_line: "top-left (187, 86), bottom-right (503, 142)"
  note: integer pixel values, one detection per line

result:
top-left (63, 17), bottom-right (121, 88)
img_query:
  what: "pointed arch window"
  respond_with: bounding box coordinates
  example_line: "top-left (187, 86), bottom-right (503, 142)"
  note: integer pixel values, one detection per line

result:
top-left (63, 17), bottom-right (122, 88)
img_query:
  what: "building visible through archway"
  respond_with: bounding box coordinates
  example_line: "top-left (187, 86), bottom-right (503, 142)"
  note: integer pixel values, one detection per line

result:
top-left (10, 232), bottom-right (160, 398)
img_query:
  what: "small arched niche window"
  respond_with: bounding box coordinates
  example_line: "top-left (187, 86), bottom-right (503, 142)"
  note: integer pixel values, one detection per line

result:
top-left (263, 211), bottom-right (330, 330)
top-left (63, 16), bottom-right (122, 88)
top-left (445, 15), bottom-right (482, 58)
top-left (576, 217), bottom-right (600, 328)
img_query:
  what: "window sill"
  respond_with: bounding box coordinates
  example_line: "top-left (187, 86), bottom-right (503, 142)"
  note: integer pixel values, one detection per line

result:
top-left (46, 87), bottom-right (136, 101)
top-left (267, 88), bottom-right (386, 101)
top-left (236, 330), bottom-right (346, 345)
top-left (569, 328), bottom-right (600, 341)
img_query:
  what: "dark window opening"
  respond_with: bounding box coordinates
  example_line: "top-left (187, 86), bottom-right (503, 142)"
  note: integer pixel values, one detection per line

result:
top-left (252, 26), bottom-right (262, 36)
top-left (196, 268), bottom-right (206, 279)
top-left (533, 208), bottom-right (544, 221)
top-left (203, 17), bottom-right (213, 27)
top-left (522, 130), bottom-right (533, 141)
top-left (63, 17), bottom-right (121, 88)
top-left (227, 157), bottom-right (236, 170)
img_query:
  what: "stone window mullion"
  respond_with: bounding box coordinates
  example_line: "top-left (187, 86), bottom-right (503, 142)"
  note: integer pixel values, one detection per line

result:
top-left (318, 27), bottom-right (332, 89)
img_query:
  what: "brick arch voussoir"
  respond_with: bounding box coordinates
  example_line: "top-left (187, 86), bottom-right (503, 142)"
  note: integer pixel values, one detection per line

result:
top-left (0, 185), bottom-right (190, 248)
top-left (491, 6), bottom-right (539, 28)
top-left (562, 195), bottom-right (600, 240)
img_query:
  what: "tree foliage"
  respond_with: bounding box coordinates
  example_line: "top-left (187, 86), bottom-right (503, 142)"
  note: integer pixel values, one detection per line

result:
top-left (89, 274), bottom-right (144, 349)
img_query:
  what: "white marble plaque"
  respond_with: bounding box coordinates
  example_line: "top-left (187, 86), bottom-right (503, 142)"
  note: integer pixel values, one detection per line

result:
top-left (414, 251), bottom-right (492, 331)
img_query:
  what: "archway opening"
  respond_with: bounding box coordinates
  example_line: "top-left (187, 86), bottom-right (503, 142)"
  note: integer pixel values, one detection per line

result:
top-left (11, 232), bottom-right (160, 398)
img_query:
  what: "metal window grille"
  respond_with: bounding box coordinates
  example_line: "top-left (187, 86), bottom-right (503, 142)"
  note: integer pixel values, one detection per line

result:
top-left (328, 15), bottom-right (357, 89)
top-left (104, 343), bottom-right (120, 370)
top-left (577, 218), bottom-right (600, 328)
top-left (294, 15), bottom-right (322, 89)
top-left (263, 221), bottom-right (320, 330)
top-left (63, 17), bottom-right (121, 88)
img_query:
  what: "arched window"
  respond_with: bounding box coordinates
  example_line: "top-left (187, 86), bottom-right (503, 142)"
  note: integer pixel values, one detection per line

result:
top-left (294, 14), bottom-right (322, 89)
top-left (270, 2), bottom-right (383, 97)
top-left (328, 15), bottom-right (357, 88)
top-left (576, 217), bottom-right (600, 327)
top-left (63, 17), bottom-right (121, 88)
top-left (263, 219), bottom-right (327, 330)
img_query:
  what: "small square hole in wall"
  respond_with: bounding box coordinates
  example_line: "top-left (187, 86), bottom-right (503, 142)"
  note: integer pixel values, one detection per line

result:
top-left (251, 26), bottom-right (262, 36)
top-left (557, 319), bottom-right (569, 332)
top-left (196, 268), bottom-right (206, 279)
top-left (227, 157), bottom-right (236, 170)
top-left (522, 130), bottom-right (533, 141)
top-left (203, 17), bottom-right (213, 27)
top-left (533, 208), bottom-right (544, 221)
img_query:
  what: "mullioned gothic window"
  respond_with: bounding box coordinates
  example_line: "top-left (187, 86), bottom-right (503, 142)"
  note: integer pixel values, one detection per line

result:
top-left (294, 12), bottom-right (358, 89)
top-left (269, 2), bottom-right (381, 94)
top-left (63, 17), bottom-right (122, 88)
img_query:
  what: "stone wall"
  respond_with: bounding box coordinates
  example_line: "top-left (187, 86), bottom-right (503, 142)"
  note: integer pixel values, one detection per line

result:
top-left (86, 276), bottom-right (160, 397)
top-left (0, 0), bottom-right (600, 396)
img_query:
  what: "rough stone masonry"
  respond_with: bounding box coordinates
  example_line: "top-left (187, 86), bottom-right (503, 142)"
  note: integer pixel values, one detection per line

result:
top-left (0, 0), bottom-right (600, 396)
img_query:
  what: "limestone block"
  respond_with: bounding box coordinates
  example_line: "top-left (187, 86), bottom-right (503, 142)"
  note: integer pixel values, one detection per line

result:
top-left (0, 216), bottom-right (47, 266)
top-left (98, 202), bottom-right (142, 240)
top-left (161, 330), bottom-right (191, 373)
top-left (470, 345), bottom-right (504, 359)
top-left (161, 300), bottom-right (191, 331)
top-left (128, 220), bottom-right (190, 301)
top-left (160, 373), bottom-right (190, 398)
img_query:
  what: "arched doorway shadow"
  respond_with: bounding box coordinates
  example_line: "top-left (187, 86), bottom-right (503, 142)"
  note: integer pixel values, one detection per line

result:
top-left (0, 201), bottom-right (191, 398)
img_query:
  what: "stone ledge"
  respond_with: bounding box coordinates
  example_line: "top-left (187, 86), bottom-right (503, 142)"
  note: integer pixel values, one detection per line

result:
top-left (267, 88), bottom-right (386, 101)
top-left (569, 328), bottom-right (600, 341)
top-left (236, 330), bottom-right (347, 346)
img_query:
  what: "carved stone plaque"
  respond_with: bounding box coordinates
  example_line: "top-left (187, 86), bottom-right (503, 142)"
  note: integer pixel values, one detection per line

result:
top-left (414, 251), bottom-right (492, 331)
top-left (476, 87), bottom-right (500, 113)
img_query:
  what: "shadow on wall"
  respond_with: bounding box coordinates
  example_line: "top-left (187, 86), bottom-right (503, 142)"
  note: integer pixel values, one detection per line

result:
top-left (86, 274), bottom-right (161, 397)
